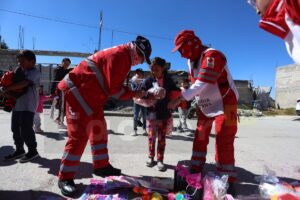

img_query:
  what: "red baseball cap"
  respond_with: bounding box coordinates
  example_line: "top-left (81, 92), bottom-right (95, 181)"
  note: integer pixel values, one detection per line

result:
top-left (172, 30), bottom-right (200, 53)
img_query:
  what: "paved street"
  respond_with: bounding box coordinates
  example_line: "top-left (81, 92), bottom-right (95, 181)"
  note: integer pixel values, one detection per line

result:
top-left (0, 109), bottom-right (300, 199)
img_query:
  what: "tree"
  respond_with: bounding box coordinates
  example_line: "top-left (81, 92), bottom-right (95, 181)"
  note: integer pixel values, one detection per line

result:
top-left (0, 36), bottom-right (9, 49)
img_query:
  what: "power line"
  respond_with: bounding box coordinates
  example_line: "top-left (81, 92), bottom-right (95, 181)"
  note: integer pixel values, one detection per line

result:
top-left (0, 8), bottom-right (173, 41)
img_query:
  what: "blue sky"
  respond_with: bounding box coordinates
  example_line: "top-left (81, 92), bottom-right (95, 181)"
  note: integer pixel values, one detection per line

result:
top-left (0, 0), bottom-right (294, 97)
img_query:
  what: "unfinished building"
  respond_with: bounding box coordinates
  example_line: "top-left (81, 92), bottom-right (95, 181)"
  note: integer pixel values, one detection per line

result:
top-left (276, 64), bottom-right (300, 109)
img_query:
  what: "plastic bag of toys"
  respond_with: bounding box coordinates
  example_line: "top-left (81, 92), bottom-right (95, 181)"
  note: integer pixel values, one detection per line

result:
top-left (256, 166), bottom-right (300, 199)
top-left (203, 173), bottom-right (231, 200)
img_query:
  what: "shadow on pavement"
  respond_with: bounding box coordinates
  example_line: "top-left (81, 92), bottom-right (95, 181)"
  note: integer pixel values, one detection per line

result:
top-left (292, 117), bottom-right (300, 121)
top-left (166, 134), bottom-right (194, 142)
top-left (37, 132), bottom-right (67, 141)
top-left (0, 190), bottom-right (64, 200)
top-left (31, 156), bottom-right (94, 180)
top-left (0, 146), bottom-right (18, 166)
top-left (108, 130), bottom-right (125, 136)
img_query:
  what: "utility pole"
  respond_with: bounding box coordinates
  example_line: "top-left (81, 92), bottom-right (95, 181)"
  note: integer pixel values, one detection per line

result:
top-left (32, 37), bottom-right (36, 50)
top-left (111, 30), bottom-right (114, 46)
top-left (98, 11), bottom-right (103, 51)
top-left (18, 26), bottom-right (24, 49)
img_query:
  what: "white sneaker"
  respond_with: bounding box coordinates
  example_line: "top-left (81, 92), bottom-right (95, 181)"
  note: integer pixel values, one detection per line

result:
top-left (58, 124), bottom-right (67, 133)
top-left (146, 157), bottom-right (155, 167)
top-left (131, 130), bottom-right (138, 136)
top-left (157, 161), bottom-right (166, 171)
top-left (58, 124), bottom-right (67, 129)
top-left (54, 119), bottom-right (61, 125)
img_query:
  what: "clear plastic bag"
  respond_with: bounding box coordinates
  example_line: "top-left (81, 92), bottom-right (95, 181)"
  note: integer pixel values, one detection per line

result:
top-left (255, 166), bottom-right (279, 184)
top-left (148, 82), bottom-right (166, 99)
top-left (134, 83), bottom-right (166, 107)
top-left (203, 173), bottom-right (229, 200)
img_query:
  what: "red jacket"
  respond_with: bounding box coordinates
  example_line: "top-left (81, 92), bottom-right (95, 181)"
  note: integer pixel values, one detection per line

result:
top-left (0, 71), bottom-right (13, 87)
top-left (259, 0), bottom-right (300, 64)
top-left (188, 48), bottom-right (238, 100)
top-left (58, 44), bottom-right (134, 116)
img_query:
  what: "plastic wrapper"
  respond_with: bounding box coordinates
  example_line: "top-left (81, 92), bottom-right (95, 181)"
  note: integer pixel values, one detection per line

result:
top-left (255, 166), bottom-right (279, 184)
top-left (271, 193), bottom-right (300, 200)
top-left (148, 82), bottom-right (166, 100)
top-left (259, 182), bottom-right (300, 199)
top-left (104, 176), bottom-right (139, 191)
top-left (203, 173), bottom-right (229, 200)
top-left (79, 179), bottom-right (128, 200)
top-left (256, 166), bottom-right (300, 199)
top-left (134, 83), bottom-right (166, 107)
top-left (133, 98), bottom-right (157, 108)
top-left (203, 175), bottom-right (215, 200)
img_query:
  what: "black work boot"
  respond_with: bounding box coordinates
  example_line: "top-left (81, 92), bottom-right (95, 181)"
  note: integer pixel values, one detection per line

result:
top-left (227, 183), bottom-right (236, 197)
top-left (58, 179), bottom-right (77, 197)
top-left (4, 149), bottom-right (26, 161)
top-left (19, 150), bottom-right (39, 163)
top-left (94, 164), bottom-right (121, 177)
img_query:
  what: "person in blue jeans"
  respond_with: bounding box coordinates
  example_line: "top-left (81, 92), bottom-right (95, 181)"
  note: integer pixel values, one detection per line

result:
top-left (131, 68), bottom-right (147, 136)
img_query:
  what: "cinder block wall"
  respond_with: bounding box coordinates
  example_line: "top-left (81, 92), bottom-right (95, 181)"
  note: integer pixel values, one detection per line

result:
top-left (276, 64), bottom-right (300, 108)
top-left (0, 50), bottom-right (18, 70)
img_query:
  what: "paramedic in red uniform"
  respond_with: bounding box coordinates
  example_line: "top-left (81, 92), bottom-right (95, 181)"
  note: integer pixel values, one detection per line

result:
top-left (57, 36), bottom-right (151, 197)
top-left (248, 0), bottom-right (300, 64)
top-left (168, 30), bottom-right (239, 196)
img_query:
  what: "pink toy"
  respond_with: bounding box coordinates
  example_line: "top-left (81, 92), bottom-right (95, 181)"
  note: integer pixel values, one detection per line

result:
top-left (203, 176), bottom-right (214, 200)
top-left (186, 173), bottom-right (202, 189)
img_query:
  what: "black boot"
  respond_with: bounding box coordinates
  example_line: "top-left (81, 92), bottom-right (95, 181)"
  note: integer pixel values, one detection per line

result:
top-left (94, 164), bottom-right (121, 177)
top-left (227, 183), bottom-right (236, 197)
top-left (4, 149), bottom-right (26, 161)
top-left (58, 179), bottom-right (77, 197)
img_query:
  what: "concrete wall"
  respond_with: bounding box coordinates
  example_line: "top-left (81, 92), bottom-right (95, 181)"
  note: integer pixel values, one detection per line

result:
top-left (0, 49), bottom-right (90, 71)
top-left (234, 80), bottom-right (253, 106)
top-left (276, 64), bottom-right (300, 108)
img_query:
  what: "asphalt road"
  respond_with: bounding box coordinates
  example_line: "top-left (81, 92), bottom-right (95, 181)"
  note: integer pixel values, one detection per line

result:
top-left (0, 109), bottom-right (299, 200)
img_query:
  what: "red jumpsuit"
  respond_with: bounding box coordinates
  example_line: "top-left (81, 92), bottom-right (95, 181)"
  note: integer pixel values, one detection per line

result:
top-left (259, 0), bottom-right (300, 64)
top-left (182, 48), bottom-right (238, 183)
top-left (57, 45), bottom-right (134, 180)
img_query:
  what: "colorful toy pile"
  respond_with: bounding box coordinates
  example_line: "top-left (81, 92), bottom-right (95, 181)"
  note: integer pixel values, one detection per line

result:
top-left (78, 166), bottom-right (300, 200)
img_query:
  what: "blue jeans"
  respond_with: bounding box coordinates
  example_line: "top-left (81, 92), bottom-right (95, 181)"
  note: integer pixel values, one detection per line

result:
top-left (133, 103), bottom-right (147, 130)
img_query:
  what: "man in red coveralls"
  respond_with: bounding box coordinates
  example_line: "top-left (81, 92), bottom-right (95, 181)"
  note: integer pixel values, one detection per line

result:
top-left (248, 0), bottom-right (300, 64)
top-left (168, 30), bottom-right (239, 196)
top-left (57, 36), bottom-right (151, 197)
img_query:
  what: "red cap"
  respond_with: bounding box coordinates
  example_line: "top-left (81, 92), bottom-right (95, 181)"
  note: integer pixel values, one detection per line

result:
top-left (172, 30), bottom-right (200, 52)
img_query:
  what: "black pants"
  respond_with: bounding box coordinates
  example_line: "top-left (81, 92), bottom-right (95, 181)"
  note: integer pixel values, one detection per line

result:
top-left (11, 111), bottom-right (37, 152)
